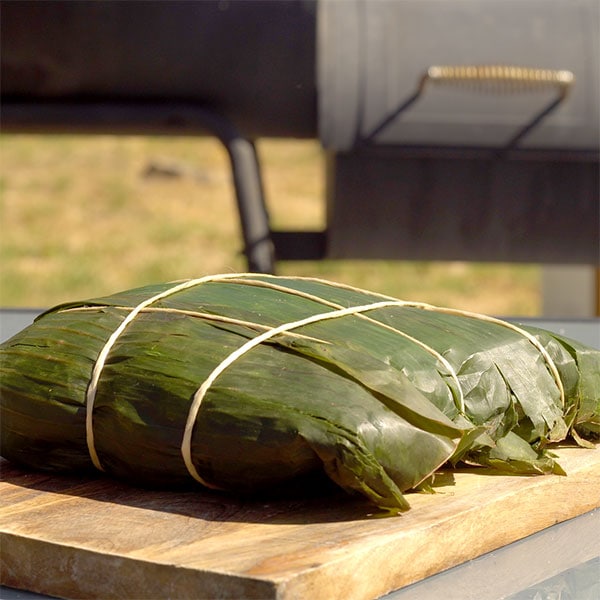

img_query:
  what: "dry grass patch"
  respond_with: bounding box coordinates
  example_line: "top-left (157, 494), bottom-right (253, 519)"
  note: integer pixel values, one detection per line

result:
top-left (0, 134), bottom-right (539, 315)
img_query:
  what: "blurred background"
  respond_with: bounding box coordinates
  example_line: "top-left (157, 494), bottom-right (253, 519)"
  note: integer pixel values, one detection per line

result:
top-left (0, 134), bottom-right (541, 314)
top-left (1, 0), bottom-right (598, 317)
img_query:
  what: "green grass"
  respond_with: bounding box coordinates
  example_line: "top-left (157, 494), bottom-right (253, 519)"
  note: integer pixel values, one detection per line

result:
top-left (0, 134), bottom-right (540, 315)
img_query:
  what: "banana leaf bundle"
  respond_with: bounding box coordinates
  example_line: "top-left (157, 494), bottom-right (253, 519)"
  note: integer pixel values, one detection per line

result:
top-left (1, 273), bottom-right (598, 511)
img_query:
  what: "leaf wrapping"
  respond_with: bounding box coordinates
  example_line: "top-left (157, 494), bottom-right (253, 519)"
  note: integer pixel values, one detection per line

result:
top-left (1, 274), bottom-right (598, 510)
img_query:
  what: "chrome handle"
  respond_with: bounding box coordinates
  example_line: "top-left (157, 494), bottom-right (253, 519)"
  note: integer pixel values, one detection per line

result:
top-left (362, 65), bottom-right (575, 150)
top-left (421, 65), bottom-right (574, 94)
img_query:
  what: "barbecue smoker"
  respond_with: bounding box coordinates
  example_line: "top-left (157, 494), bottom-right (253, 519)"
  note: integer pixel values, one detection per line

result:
top-left (1, 0), bottom-right (598, 276)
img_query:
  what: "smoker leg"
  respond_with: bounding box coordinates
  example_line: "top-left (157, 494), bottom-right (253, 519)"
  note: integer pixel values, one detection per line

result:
top-left (223, 137), bottom-right (275, 273)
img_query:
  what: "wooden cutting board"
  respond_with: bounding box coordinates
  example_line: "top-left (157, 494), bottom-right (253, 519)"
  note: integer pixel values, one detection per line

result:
top-left (2, 446), bottom-right (599, 600)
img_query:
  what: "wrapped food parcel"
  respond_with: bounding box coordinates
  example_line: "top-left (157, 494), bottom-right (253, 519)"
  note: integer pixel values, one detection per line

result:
top-left (1, 274), bottom-right (598, 511)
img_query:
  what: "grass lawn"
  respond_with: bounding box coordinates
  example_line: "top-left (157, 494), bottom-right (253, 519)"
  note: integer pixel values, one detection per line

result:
top-left (0, 134), bottom-right (540, 315)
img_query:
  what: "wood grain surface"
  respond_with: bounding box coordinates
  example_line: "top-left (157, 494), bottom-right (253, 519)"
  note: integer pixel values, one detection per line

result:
top-left (1, 446), bottom-right (599, 600)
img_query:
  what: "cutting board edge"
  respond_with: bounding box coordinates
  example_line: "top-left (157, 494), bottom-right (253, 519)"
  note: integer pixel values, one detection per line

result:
top-left (276, 505), bottom-right (600, 600)
top-left (0, 530), bottom-right (281, 600)
top-left (271, 462), bottom-right (600, 600)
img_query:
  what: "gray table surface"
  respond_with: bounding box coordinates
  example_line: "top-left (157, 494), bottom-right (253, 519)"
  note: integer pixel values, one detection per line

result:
top-left (1, 310), bottom-right (599, 600)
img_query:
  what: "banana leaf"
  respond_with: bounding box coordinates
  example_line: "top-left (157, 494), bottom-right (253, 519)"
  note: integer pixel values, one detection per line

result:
top-left (1, 273), bottom-right (598, 511)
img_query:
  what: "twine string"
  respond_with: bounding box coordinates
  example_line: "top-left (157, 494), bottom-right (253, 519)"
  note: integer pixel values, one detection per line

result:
top-left (181, 299), bottom-right (455, 484)
top-left (83, 273), bottom-right (252, 471)
top-left (80, 272), bottom-right (564, 483)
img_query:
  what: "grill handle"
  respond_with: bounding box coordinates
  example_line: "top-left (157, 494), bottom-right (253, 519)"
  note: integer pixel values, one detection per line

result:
top-left (363, 65), bottom-right (575, 150)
